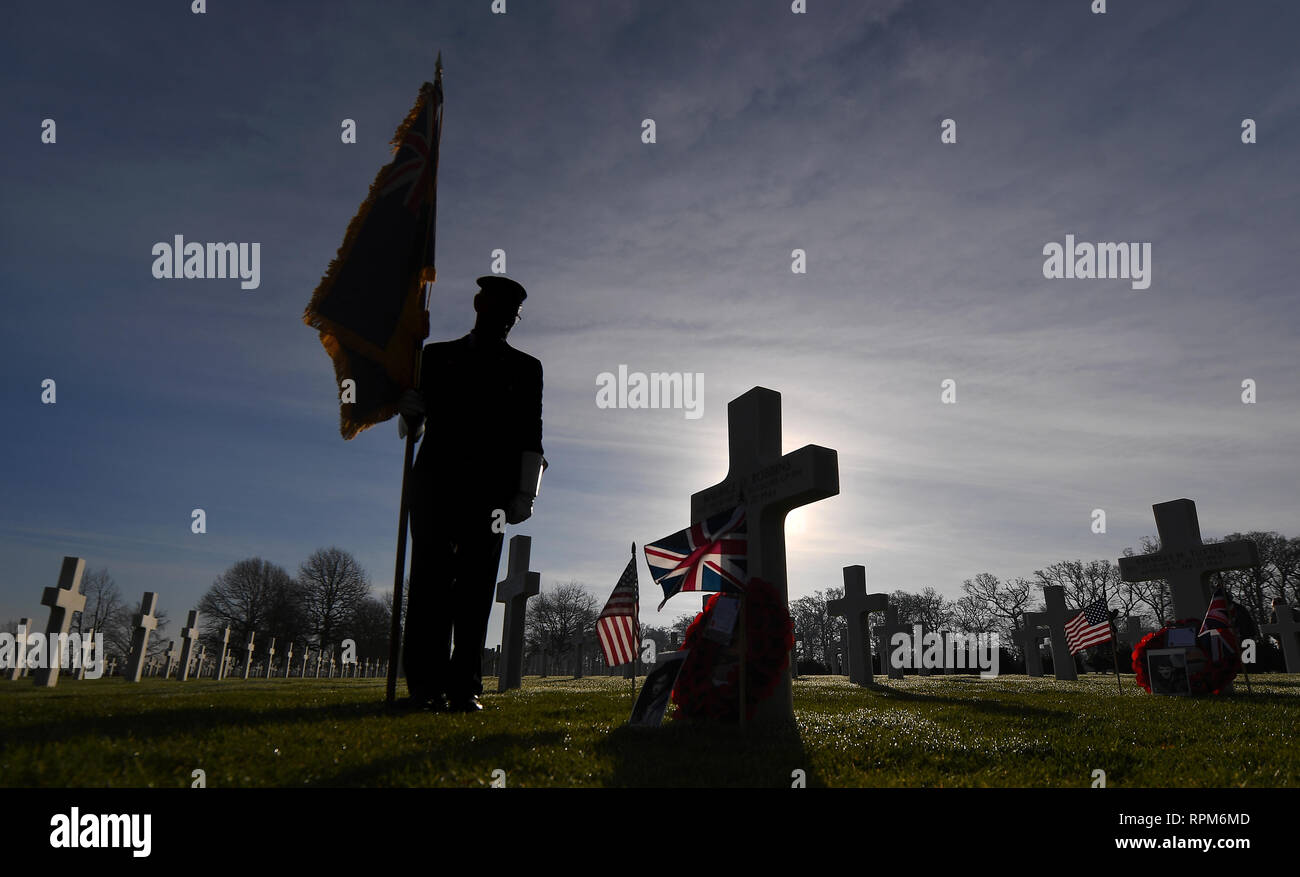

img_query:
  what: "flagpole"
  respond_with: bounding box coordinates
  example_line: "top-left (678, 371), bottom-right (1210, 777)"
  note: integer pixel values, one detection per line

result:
top-left (631, 542), bottom-right (638, 700)
top-left (738, 590), bottom-right (747, 730)
top-left (386, 53), bottom-right (443, 705)
top-left (1107, 619), bottom-right (1122, 694)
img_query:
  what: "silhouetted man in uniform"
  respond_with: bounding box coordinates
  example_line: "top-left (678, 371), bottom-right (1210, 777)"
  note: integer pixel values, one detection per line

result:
top-left (396, 276), bottom-right (545, 712)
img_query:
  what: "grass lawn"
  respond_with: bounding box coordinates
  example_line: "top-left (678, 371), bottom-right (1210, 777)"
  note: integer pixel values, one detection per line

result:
top-left (1, 674), bottom-right (1296, 787)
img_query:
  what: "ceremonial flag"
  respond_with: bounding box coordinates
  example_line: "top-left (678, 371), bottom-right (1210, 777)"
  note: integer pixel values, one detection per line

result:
top-left (1064, 598), bottom-right (1113, 654)
top-left (644, 507), bottom-right (747, 610)
top-left (303, 73), bottom-right (444, 439)
top-left (1199, 587), bottom-right (1233, 637)
top-left (1199, 586), bottom-right (1237, 655)
top-left (597, 554), bottom-right (640, 668)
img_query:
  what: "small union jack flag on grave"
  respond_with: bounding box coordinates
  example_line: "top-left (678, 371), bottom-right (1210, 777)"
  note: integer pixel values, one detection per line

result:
top-left (644, 506), bottom-right (747, 610)
top-left (1198, 586), bottom-right (1237, 655)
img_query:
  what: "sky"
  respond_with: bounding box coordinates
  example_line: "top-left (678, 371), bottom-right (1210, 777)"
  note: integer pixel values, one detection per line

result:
top-left (1, 0), bottom-right (1298, 648)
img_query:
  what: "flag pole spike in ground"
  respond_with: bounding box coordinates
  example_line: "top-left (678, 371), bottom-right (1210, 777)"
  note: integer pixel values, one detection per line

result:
top-left (1107, 618), bottom-right (1122, 693)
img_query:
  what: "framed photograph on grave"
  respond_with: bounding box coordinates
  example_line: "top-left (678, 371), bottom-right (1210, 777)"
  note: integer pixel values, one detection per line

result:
top-left (629, 650), bottom-right (688, 727)
top-left (1146, 649), bottom-right (1193, 696)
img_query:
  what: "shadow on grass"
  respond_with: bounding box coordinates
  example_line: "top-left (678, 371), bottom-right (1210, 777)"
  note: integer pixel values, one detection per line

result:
top-left (2, 696), bottom-right (398, 748)
top-left (595, 719), bottom-right (815, 788)
top-left (319, 729), bottom-right (570, 786)
top-left (862, 682), bottom-right (1072, 721)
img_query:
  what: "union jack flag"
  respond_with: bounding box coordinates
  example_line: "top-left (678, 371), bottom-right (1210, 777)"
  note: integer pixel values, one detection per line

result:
top-left (644, 507), bottom-right (747, 610)
top-left (597, 553), bottom-right (640, 668)
top-left (1199, 586), bottom-right (1237, 655)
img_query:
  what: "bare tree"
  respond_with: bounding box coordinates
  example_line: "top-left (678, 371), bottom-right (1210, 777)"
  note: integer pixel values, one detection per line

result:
top-left (960, 573), bottom-right (1033, 643)
top-left (74, 568), bottom-right (127, 638)
top-left (297, 547), bottom-right (371, 650)
top-left (524, 581), bottom-right (599, 663)
top-left (198, 557), bottom-right (294, 646)
top-left (950, 594), bottom-right (996, 633)
top-left (341, 596), bottom-right (390, 660)
top-left (891, 587), bottom-right (951, 630)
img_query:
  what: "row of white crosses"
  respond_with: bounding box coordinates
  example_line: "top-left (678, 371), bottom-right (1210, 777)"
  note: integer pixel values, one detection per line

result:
top-left (15, 562), bottom-right (396, 684)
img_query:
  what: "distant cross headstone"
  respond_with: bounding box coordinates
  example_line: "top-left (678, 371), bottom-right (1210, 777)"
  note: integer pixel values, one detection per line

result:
top-left (8, 617), bottom-right (32, 681)
top-left (242, 632), bottom-right (256, 680)
top-left (329, 654), bottom-right (336, 678)
top-left (315, 651), bottom-right (323, 678)
top-left (1261, 605), bottom-right (1300, 673)
top-left (879, 605), bottom-right (904, 680)
top-left (496, 535), bottom-right (542, 692)
top-left (940, 632), bottom-right (957, 675)
top-left (301, 648), bottom-right (310, 678)
top-left (690, 387), bottom-right (840, 724)
top-left (1014, 622), bottom-right (1045, 677)
top-left (163, 640), bottom-right (178, 678)
top-left (827, 566), bottom-right (878, 685)
top-left (1121, 616), bottom-right (1145, 645)
top-left (1022, 586), bottom-right (1078, 681)
top-left (74, 627), bottom-right (94, 680)
top-left (177, 611), bottom-right (201, 682)
top-left (195, 645), bottom-right (206, 679)
top-left (265, 638), bottom-right (276, 678)
top-left (33, 556), bottom-right (87, 688)
top-left (1119, 499), bottom-right (1259, 620)
top-left (214, 627), bottom-right (231, 681)
top-left (282, 642), bottom-right (293, 678)
top-left (571, 631), bottom-right (584, 679)
top-left (107, 657), bottom-right (117, 676)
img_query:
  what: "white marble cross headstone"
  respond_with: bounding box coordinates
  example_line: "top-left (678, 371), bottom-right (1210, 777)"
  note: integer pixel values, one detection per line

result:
top-left (827, 566), bottom-right (880, 686)
top-left (1119, 499), bottom-right (1258, 621)
top-left (242, 632), bottom-right (256, 680)
top-left (33, 557), bottom-right (87, 688)
top-left (916, 622), bottom-right (932, 677)
top-left (1261, 605), bottom-right (1300, 673)
top-left (284, 642), bottom-right (294, 678)
top-left (196, 645), bottom-right (206, 679)
top-left (73, 627), bottom-right (94, 681)
top-left (1014, 621), bottom-right (1045, 677)
top-left (214, 627), bottom-right (230, 681)
top-left (165, 639), bottom-right (182, 678)
top-left (1023, 586), bottom-right (1078, 681)
top-left (496, 534), bottom-right (542, 692)
top-left (178, 611), bottom-right (201, 682)
top-left (8, 617), bottom-right (32, 680)
top-left (265, 637), bottom-right (276, 679)
top-left (879, 605), bottom-right (904, 680)
top-left (570, 630), bottom-right (584, 679)
top-left (315, 650), bottom-right (323, 678)
top-left (940, 632), bottom-right (957, 675)
top-left (690, 387), bottom-right (839, 724)
top-left (301, 648), bottom-right (310, 678)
